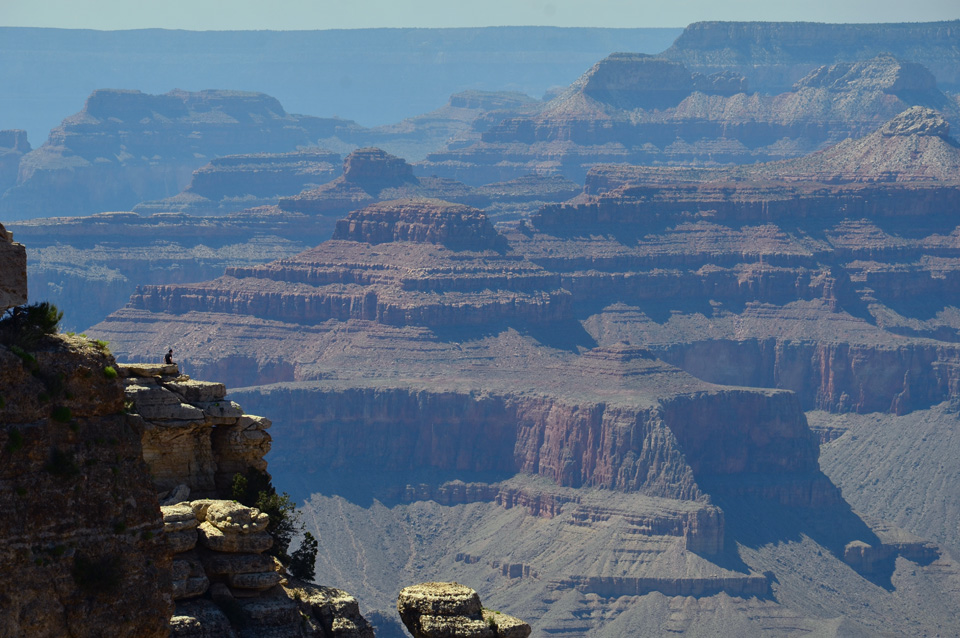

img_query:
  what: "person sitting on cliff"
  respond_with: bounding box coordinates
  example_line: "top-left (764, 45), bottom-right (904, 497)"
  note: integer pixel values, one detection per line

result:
top-left (164, 348), bottom-right (174, 365)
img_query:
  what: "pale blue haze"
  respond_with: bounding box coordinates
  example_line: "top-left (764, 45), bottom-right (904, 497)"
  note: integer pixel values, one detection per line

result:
top-left (2, 0), bottom-right (958, 30)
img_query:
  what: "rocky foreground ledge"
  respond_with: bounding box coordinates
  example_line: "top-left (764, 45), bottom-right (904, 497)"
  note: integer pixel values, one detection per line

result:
top-left (398, 582), bottom-right (531, 638)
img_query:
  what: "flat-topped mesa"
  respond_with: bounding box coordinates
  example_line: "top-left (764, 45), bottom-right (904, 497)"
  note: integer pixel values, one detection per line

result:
top-left (422, 50), bottom-right (959, 184)
top-left (2, 88), bottom-right (351, 219)
top-left (342, 147), bottom-right (417, 189)
top-left (133, 148), bottom-right (342, 215)
top-left (793, 55), bottom-right (938, 94)
top-left (578, 53), bottom-right (746, 111)
top-left (333, 198), bottom-right (506, 250)
top-left (279, 147), bottom-right (486, 215)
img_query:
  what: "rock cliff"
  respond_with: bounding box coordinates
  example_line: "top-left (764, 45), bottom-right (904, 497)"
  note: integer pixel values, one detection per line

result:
top-left (0, 335), bottom-right (172, 637)
top-left (498, 107), bottom-right (960, 414)
top-left (0, 223), bottom-right (27, 311)
top-left (661, 20), bottom-right (960, 93)
top-left (126, 199), bottom-right (571, 328)
top-left (398, 582), bottom-right (530, 638)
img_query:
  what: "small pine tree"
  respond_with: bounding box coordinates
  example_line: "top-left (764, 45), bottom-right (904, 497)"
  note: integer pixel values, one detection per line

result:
top-left (0, 302), bottom-right (63, 349)
top-left (231, 470), bottom-right (301, 563)
top-left (289, 532), bottom-right (318, 582)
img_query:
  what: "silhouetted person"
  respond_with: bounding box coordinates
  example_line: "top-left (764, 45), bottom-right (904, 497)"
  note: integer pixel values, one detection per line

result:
top-left (164, 349), bottom-right (174, 365)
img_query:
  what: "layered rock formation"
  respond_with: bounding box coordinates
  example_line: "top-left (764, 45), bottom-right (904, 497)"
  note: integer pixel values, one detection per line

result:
top-left (398, 582), bottom-right (530, 638)
top-left (339, 90), bottom-right (543, 162)
top-left (120, 363), bottom-right (271, 498)
top-left (122, 360), bottom-right (375, 638)
top-left (134, 148), bottom-right (343, 215)
top-left (507, 107), bottom-right (960, 415)
top-left (8, 206), bottom-right (340, 331)
top-left (7, 147), bottom-right (580, 333)
top-left (661, 20), bottom-right (960, 93)
top-left (0, 89), bottom-right (358, 219)
top-left (128, 198), bottom-right (570, 328)
top-left (85, 188), bottom-right (960, 635)
top-left (420, 54), bottom-right (960, 184)
top-left (280, 148), bottom-right (489, 216)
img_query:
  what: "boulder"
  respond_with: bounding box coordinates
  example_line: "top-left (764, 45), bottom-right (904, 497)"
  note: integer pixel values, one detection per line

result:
top-left (198, 522), bottom-right (273, 554)
top-left (398, 582), bottom-right (530, 638)
top-left (172, 555), bottom-right (210, 600)
top-left (165, 379), bottom-right (227, 404)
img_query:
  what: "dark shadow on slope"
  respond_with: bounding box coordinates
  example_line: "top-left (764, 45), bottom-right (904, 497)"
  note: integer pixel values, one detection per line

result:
top-left (700, 477), bottom-right (899, 591)
top-left (270, 464), bottom-right (517, 510)
top-left (523, 319), bottom-right (597, 352)
top-left (429, 319), bottom-right (597, 353)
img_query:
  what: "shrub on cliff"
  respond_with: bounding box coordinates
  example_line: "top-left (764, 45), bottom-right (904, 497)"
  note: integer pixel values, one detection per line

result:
top-left (0, 301), bottom-right (62, 350)
top-left (232, 470), bottom-right (310, 569)
top-left (289, 531), bottom-right (318, 581)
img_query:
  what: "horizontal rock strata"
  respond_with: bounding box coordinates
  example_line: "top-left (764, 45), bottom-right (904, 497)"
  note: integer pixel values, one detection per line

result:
top-left (121, 363), bottom-right (272, 497)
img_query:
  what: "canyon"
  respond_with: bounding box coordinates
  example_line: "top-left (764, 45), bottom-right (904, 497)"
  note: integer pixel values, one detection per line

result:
top-left (420, 53), bottom-right (960, 184)
top-left (5, 20), bottom-right (960, 637)
top-left (0, 226), bottom-right (381, 637)
top-left (88, 106), bottom-right (960, 632)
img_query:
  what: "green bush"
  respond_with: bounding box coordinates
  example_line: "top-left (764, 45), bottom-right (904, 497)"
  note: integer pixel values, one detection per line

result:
top-left (289, 532), bottom-right (318, 581)
top-left (232, 470), bottom-right (302, 563)
top-left (0, 302), bottom-right (63, 350)
top-left (103, 366), bottom-right (118, 379)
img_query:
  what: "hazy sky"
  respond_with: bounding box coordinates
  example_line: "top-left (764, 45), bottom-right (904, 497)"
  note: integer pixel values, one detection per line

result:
top-left (2, 0), bottom-right (959, 30)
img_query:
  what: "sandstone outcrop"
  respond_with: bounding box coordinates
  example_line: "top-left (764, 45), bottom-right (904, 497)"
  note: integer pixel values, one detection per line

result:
top-left (0, 89), bottom-right (357, 219)
top-left (420, 54), bottom-right (960, 184)
top-left (398, 582), bottom-right (530, 638)
top-left (161, 496), bottom-right (375, 638)
top-left (0, 222), bottom-right (27, 311)
top-left (133, 148), bottom-right (342, 215)
top-left (121, 362), bottom-right (271, 498)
